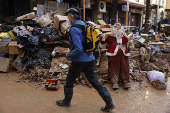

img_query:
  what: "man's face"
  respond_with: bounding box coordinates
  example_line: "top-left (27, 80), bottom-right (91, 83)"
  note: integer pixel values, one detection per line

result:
top-left (67, 13), bottom-right (73, 25)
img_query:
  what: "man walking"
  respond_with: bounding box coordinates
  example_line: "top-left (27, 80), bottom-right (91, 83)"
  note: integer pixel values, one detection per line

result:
top-left (56, 7), bottom-right (115, 112)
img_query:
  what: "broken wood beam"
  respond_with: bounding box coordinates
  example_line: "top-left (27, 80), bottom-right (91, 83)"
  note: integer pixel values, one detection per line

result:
top-left (82, 73), bottom-right (92, 88)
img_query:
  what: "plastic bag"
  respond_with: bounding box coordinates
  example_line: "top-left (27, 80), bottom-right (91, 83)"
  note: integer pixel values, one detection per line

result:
top-left (37, 14), bottom-right (52, 27)
top-left (151, 45), bottom-right (160, 55)
top-left (147, 71), bottom-right (165, 83)
top-left (0, 30), bottom-right (15, 39)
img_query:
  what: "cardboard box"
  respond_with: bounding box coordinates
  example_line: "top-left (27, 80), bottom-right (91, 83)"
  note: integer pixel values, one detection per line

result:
top-left (16, 12), bottom-right (35, 21)
top-left (53, 15), bottom-right (68, 30)
top-left (8, 41), bottom-right (21, 54)
top-left (97, 20), bottom-right (106, 25)
top-left (37, 14), bottom-right (52, 27)
top-left (0, 39), bottom-right (12, 54)
top-left (22, 15), bottom-right (38, 20)
top-left (0, 57), bottom-right (10, 72)
top-left (60, 21), bottom-right (71, 34)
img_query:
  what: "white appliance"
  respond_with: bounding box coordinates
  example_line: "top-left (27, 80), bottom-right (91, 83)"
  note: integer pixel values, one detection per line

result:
top-left (98, 1), bottom-right (106, 13)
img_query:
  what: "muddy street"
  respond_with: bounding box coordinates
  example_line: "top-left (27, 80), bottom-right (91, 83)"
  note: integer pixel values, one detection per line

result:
top-left (0, 71), bottom-right (169, 113)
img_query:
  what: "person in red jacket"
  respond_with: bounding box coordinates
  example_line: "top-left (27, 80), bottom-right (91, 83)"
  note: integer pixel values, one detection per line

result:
top-left (100, 23), bottom-right (131, 89)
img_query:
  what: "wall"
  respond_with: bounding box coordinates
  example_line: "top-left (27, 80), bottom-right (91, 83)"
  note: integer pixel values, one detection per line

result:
top-left (2, 0), bottom-right (12, 18)
top-left (13, 0), bottom-right (31, 18)
top-left (150, 0), bottom-right (157, 4)
top-left (37, 0), bottom-right (44, 4)
top-left (129, 0), bottom-right (145, 4)
top-left (166, 0), bottom-right (170, 9)
top-left (150, 0), bottom-right (165, 6)
top-left (0, 0), bottom-right (2, 18)
top-left (92, 4), bottom-right (97, 22)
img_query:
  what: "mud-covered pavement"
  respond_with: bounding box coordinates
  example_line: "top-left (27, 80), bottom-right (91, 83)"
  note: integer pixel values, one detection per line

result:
top-left (0, 71), bottom-right (170, 113)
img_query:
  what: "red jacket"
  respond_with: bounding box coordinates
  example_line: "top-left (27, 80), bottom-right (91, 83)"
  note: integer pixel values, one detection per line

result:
top-left (100, 35), bottom-right (131, 56)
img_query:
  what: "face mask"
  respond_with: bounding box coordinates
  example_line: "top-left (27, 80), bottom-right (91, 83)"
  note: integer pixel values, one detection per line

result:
top-left (68, 15), bottom-right (72, 24)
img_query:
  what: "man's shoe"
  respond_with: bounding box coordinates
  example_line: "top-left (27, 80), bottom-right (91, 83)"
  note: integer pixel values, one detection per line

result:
top-left (101, 101), bottom-right (115, 112)
top-left (56, 99), bottom-right (71, 107)
top-left (97, 87), bottom-right (115, 112)
top-left (56, 86), bottom-right (73, 107)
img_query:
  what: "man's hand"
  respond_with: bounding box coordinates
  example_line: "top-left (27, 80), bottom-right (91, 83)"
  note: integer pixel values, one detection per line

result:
top-left (65, 49), bottom-right (70, 56)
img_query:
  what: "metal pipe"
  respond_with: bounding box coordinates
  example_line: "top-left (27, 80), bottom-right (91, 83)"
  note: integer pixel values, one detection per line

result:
top-left (126, 11), bottom-right (128, 25)
top-left (83, 0), bottom-right (85, 21)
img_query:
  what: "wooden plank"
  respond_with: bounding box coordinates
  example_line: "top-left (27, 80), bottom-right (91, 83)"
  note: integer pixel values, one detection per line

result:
top-left (82, 73), bottom-right (92, 88)
top-left (45, 41), bottom-right (63, 45)
top-left (95, 49), bottom-right (107, 53)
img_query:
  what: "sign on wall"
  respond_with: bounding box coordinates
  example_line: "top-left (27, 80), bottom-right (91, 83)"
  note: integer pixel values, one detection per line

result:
top-left (45, 1), bottom-right (58, 12)
top-left (122, 1), bottom-right (129, 11)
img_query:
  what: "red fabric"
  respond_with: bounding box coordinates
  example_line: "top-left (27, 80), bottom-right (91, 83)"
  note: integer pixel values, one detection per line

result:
top-left (100, 35), bottom-right (130, 55)
top-left (149, 25), bottom-right (153, 30)
top-left (108, 50), bottom-right (129, 83)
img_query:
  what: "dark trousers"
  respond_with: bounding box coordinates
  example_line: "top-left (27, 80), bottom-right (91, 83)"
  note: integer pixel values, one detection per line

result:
top-left (66, 60), bottom-right (103, 90)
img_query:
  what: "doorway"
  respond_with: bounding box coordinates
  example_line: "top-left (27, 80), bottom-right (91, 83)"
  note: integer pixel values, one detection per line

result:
top-left (130, 13), bottom-right (138, 27)
top-left (103, 9), bottom-right (110, 24)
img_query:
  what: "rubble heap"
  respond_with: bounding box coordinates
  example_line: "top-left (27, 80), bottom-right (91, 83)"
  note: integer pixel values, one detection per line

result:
top-left (0, 3), bottom-right (170, 89)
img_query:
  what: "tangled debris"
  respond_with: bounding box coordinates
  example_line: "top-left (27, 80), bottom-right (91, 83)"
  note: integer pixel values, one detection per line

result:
top-left (1, 3), bottom-right (170, 90)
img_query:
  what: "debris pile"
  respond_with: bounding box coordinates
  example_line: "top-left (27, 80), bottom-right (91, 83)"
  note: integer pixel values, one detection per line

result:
top-left (0, 3), bottom-right (170, 90)
top-left (21, 66), bottom-right (51, 82)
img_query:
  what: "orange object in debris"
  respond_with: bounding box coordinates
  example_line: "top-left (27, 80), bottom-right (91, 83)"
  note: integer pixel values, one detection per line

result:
top-left (155, 32), bottom-right (160, 41)
top-left (45, 80), bottom-right (60, 90)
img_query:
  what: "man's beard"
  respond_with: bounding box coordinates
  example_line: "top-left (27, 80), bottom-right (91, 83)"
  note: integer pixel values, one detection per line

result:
top-left (116, 29), bottom-right (123, 39)
top-left (111, 29), bottom-right (123, 39)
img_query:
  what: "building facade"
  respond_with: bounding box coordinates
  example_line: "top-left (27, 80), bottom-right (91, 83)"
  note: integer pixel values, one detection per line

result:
top-left (165, 0), bottom-right (170, 19)
top-left (0, 0), bottom-right (56, 23)
top-left (149, 0), bottom-right (167, 25)
top-left (62, 0), bottom-right (146, 28)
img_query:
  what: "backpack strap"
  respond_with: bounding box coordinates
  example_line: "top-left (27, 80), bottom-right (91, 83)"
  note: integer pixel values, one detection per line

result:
top-left (71, 24), bottom-right (85, 30)
top-left (71, 24), bottom-right (86, 37)
top-left (69, 24), bottom-right (86, 51)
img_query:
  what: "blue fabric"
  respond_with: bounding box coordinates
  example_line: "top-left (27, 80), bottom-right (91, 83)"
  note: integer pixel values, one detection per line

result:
top-left (66, 60), bottom-right (103, 89)
top-left (0, 54), bottom-right (5, 58)
top-left (68, 20), bottom-right (95, 62)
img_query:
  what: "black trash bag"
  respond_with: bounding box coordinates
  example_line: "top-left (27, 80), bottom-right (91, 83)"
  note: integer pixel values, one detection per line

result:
top-left (41, 27), bottom-right (61, 42)
top-left (161, 49), bottom-right (169, 53)
top-left (25, 57), bottom-right (51, 70)
top-left (32, 27), bottom-right (42, 36)
top-left (28, 35), bottom-right (39, 45)
top-left (17, 35), bottom-right (43, 52)
top-left (0, 23), bottom-right (16, 32)
top-left (25, 50), bottom-right (51, 70)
